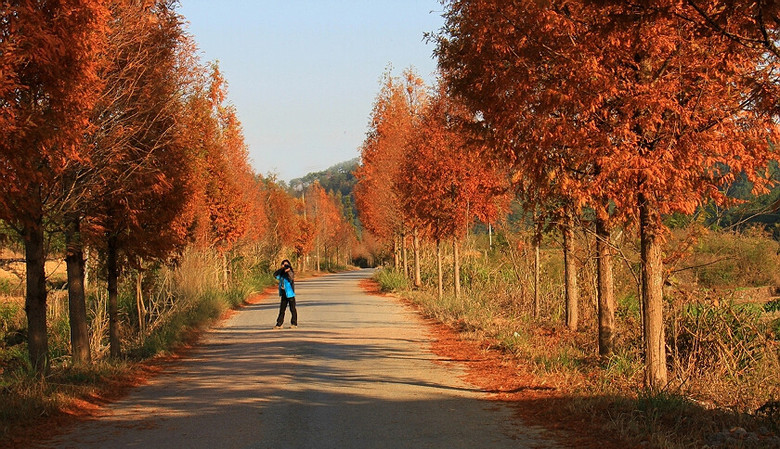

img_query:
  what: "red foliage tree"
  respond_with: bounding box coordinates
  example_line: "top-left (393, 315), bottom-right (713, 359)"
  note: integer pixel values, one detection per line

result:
top-left (355, 68), bottom-right (427, 270)
top-left (0, 0), bottom-right (110, 372)
top-left (437, 0), bottom-right (780, 389)
top-left (86, 0), bottom-right (194, 357)
top-left (399, 86), bottom-right (509, 298)
top-left (261, 176), bottom-right (299, 258)
top-left (181, 64), bottom-right (260, 264)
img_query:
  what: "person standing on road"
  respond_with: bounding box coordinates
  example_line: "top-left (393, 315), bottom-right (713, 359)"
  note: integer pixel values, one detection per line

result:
top-left (273, 259), bottom-right (297, 329)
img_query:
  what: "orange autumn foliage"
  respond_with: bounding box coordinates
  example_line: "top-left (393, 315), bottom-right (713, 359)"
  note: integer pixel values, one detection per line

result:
top-left (0, 0), bottom-right (111, 372)
top-left (437, 0), bottom-right (780, 389)
top-left (183, 64), bottom-right (260, 253)
top-left (355, 69), bottom-right (427, 242)
top-left (399, 86), bottom-right (509, 241)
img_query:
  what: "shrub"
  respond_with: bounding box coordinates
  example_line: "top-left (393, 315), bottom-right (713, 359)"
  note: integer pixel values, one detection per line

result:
top-left (0, 279), bottom-right (13, 296)
top-left (0, 300), bottom-right (21, 340)
top-left (693, 228), bottom-right (780, 288)
top-left (375, 267), bottom-right (408, 292)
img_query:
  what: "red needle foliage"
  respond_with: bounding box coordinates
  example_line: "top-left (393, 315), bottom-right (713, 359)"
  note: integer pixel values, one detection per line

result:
top-left (93, 0), bottom-right (194, 259)
top-left (437, 0), bottom-right (780, 389)
top-left (399, 86), bottom-right (509, 242)
top-left (262, 177), bottom-right (300, 253)
top-left (355, 69), bottom-right (427, 244)
top-left (0, 0), bottom-right (110, 373)
top-left (302, 182), bottom-right (356, 269)
top-left (182, 64), bottom-right (255, 254)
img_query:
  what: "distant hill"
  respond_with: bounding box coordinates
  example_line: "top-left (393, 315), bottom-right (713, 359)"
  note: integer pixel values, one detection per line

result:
top-left (288, 158), bottom-right (360, 229)
top-left (288, 158), bottom-right (358, 198)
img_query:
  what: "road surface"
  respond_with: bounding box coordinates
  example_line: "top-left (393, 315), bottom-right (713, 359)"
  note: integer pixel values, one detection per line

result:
top-left (40, 269), bottom-right (559, 449)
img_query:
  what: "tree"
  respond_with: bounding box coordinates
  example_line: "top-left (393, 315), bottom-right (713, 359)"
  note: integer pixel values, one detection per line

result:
top-left (355, 68), bottom-right (427, 273)
top-left (437, 1), bottom-right (591, 329)
top-left (0, 0), bottom-right (110, 372)
top-left (87, 0), bottom-right (194, 357)
top-left (399, 85), bottom-right (509, 298)
top-left (437, 0), bottom-right (779, 389)
top-left (262, 176), bottom-right (299, 260)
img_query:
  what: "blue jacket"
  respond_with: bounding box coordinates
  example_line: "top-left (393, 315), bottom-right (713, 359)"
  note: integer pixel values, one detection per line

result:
top-left (276, 274), bottom-right (295, 298)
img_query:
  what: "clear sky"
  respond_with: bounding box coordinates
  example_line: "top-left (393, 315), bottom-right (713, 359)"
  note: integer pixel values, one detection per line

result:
top-left (177, 1), bottom-right (445, 182)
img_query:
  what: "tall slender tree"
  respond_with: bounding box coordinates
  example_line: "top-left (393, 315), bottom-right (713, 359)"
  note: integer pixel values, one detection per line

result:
top-left (88, 0), bottom-right (193, 357)
top-left (0, 0), bottom-right (110, 372)
top-left (355, 68), bottom-right (427, 271)
top-left (399, 85), bottom-right (509, 297)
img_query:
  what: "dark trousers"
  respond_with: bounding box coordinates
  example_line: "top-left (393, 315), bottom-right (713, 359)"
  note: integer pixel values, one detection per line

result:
top-left (276, 293), bottom-right (297, 326)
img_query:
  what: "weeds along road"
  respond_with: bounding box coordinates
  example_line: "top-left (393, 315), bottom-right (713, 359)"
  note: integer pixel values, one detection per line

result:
top-left (40, 269), bottom-right (560, 449)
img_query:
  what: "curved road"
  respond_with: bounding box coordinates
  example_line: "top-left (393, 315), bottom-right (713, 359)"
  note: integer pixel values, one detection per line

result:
top-left (41, 269), bottom-right (559, 449)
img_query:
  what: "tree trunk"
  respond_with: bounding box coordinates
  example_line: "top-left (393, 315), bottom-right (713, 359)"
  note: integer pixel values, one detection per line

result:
top-left (65, 214), bottom-right (91, 365)
top-left (596, 217), bottom-right (616, 358)
top-left (393, 235), bottom-right (400, 270)
top-left (136, 267), bottom-right (146, 335)
top-left (402, 231), bottom-right (409, 279)
top-left (639, 193), bottom-right (668, 390)
top-left (413, 228), bottom-right (421, 288)
top-left (316, 238), bottom-right (321, 271)
top-left (453, 239), bottom-right (461, 298)
top-left (436, 238), bottom-right (443, 300)
top-left (533, 235), bottom-right (540, 319)
top-left (84, 247), bottom-right (91, 292)
top-left (107, 234), bottom-right (121, 358)
top-left (24, 221), bottom-right (49, 374)
top-left (222, 252), bottom-right (229, 289)
top-left (562, 212), bottom-right (579, 330)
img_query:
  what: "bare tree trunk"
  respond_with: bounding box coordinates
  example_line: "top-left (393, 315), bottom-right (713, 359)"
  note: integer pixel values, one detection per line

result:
top-left (436, 238), bottom-right (443, 300)
top-left (639, 193), bottom-right (668, 390)
top-left (316, 238), bottom-right (321, 271)
top-left (24, 220), bottom-right (49, 374)
top-left (596, 217), bottom-right (616, 358)
top-left (136, 267), bottom-right (146, 336)
top-left (453, 239), bottom-right (461, 298)
top-left (107, 234), bottom-right (121, 358)
top-left (413, 228), bottom-right (421, 288)
top-left (402, 231), bottom-right (409, 279)
top-left (65, 213), bottom-right (91, 365)
top-left (393, 235), bottom-right (400, 270)
top-left (562, 212), bottom-right (579, 330)
top-left (533, 234), bottom-right (540, 319)
top-left (222, 252), bottom-right (229, 289)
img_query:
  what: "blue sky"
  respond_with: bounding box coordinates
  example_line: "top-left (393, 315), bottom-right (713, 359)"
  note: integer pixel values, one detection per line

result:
top-left (178, 1), bottom-right (445, 182)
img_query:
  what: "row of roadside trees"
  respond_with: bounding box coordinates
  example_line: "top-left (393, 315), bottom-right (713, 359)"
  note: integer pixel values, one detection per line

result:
top-left (1, 0), bottom-right (358, 374)
top-left (356, 1), bottom-right (780, 390)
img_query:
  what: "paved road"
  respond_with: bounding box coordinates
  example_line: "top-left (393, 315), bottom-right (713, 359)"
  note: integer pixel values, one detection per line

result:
top-left (41, 269), bottom-right (559, 449)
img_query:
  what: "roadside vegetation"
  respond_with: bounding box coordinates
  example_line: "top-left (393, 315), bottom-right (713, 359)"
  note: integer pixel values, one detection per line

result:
top-left (0, 249), bottom-right (268, 439)
top-left (5, 1), bottom-right (780, 448)
top-left (375, 224), bottom-right (780, 448)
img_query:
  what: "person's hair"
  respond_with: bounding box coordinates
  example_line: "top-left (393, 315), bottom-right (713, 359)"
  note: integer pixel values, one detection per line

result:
top-left (281, 259), bottom-right (291, 268)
